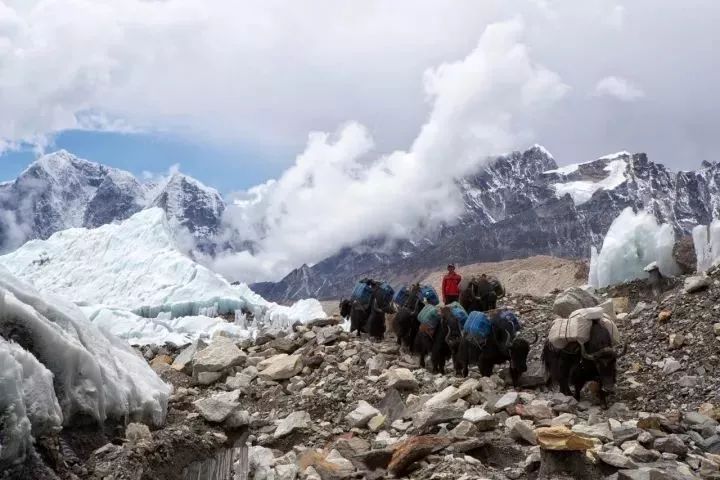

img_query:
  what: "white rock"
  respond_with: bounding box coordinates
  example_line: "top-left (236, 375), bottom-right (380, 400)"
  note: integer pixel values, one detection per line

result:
top-left (197, 371), bottom-right (223, 385)
top-left (324, 449), bottom-right (354, 477)
top-left (125, 423), bottom-right (152, 445)
top-left (275, 411), bottom-right (311, 438)
top-left (192, 337), bottom-right (246, 373)
top-left (494, 391), bottom-right (519, 411)
top-left (259, 354), bottom-right (304, 380)
top-left (275, 463), bottom-right (299, 480)
top-left (506, 416), bottom-right (537, 445)
top-left (384, 368), bottom-right (419, 391)
top-left (193, 390), bottom-right (241, 423)
top-left (346, 400), bottom-right (381, 428)
top-left (426, 386), bottom-right (460, 408)
top-left (572, 423), bottom-right (613, 442)
top-left (684, 275), bottom-right (711, 294)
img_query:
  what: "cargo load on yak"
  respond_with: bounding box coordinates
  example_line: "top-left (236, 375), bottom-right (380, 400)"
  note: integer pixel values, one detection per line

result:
top-left (351, 279), bottom-right (374, 307)
top-left (548, 306), bottom-right (621, 349)
top-left (418, 304), bottom-right (441, 329)
top-left (420, 285), bottom-right (440, 305)
top-left (497, 310), bottom-right (521, 335)
top-left (447, 301), bottom-right (468, 328)
top-left (378, 282), bottom-right (395, 306)
top-left (464, 311), bottom-right (492, 338)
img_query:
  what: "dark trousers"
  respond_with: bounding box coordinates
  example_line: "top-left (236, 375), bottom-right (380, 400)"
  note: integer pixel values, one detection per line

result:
top-left (445, 295), bottom-right (459, 304)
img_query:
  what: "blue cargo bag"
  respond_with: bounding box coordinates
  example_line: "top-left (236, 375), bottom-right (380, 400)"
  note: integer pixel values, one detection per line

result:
top-left (379, 282), bottom-right (395, 305)
top-left (448, 302), bottom-right (468, 328)
top-left (498, 310), bottom-right (521, 335)
top-left (420, 285), bottom-right (440, 305)
top-left (464, 311), bottom-right (492, 338)
top-left (394, 285), bottom-right (411, 306)
top-left (351, 281), bottom-right (373, 307)
top-left (418, 304), bottom-right (441, 329)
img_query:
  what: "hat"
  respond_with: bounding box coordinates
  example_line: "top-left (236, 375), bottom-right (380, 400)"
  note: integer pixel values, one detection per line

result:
top-left (447, 263), bottom-right (456, 268)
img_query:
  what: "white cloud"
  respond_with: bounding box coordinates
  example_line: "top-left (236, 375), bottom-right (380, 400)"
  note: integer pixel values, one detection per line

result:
top-left (606, 5), bottom-right (625, 29)
top-left (211, 19), bottom-right (568, 282)
top-left (594, 76), bottom-right (645, 101)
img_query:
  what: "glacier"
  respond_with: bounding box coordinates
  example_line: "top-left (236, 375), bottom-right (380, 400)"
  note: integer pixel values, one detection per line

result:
top-left (0, 266), bottom-right (170, 466)
top-left (589, 207), bottom-right (680, 288)
top-left (0, 208), bottom-right (325, 345)
top-left (692, 221), bottom-right (720, 272)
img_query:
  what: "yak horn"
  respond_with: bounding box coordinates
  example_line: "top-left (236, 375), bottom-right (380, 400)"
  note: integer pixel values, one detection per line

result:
top-left (528, 330), bottom-right (539, 345)
top-left (616, 343), bottom-right (628, 358)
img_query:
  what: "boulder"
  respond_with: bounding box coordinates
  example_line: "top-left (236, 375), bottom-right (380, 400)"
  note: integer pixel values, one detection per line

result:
top-left (196, 371), bottom-right (223, 385)
top-left (387, 435), bottom-right (452, 476)
top-left (673, 236), bottom-right (697, 274)
top-left (623, 442), bottom-right (660, 463)
top-left (493, 391), bottom-right (519, 411)
top-left (384, 368), bottom-right (418, 391)
top-left (413, 404), bottom-right (465, 431)
top-left (572, 422), bottom-right (613, 442)
top-left (597, 450), bottom-right (637, 469)
top-left (377, 388), bottom-right (406, 423)
top-left (274, 411), bottom-right (311, 438)
top-left (193, 390), bottom-right (242, 424)
top-left (553, 287), bottom-right (599, 318)
top-left (669, 333), bottom-right (685, 350)
top-left (192, 337), bottom-right (246, 373)
top-left (425, 386), bottom-right (460, 408)
top-left (258, 354), bottom-right (303, 380)
top-left (463, 407), bottom-right (496, 431)
top-left (507, 416), bottom-right (537, 445)
top-left (346, 401), bottom-right (381, 428)
top-left (684, 275), bottom-right (711, 294)
top-left (536, 426), bottom-right (594, 451)
top-left (654, 434), bottom-right (687, 457)
top-left (172, 341), bottom-right (202, 374)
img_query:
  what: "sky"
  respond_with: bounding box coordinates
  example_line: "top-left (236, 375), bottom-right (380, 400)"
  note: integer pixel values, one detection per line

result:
top-left (1, 0), bottom-right (720, 281)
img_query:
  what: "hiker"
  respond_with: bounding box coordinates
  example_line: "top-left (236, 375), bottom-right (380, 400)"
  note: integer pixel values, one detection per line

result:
top-left (442, 263), bottom-right (462, 304)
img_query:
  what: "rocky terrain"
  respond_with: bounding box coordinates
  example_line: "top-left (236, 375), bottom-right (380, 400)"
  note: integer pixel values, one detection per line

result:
top-left (11, 266), bottom-right (720, 480)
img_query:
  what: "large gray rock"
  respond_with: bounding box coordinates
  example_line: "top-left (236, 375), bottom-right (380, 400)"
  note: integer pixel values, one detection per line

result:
top-left (684, 275), bottom-right (711, 294)
top-left (193, 390), bottom-right (246, 426)
top-left (258, 354), bottom-right (303, 380)
top-left (553, 287), bottom-right (599, 318)
top-left (463, 407), bottom-right (496, 431)
top-left (413, 404), bottom-right (465, 431)
top-left (172, 342), bottom-right (200, 374)
top-left (654, 434), bottom-right (687, 457)
top-left (598, 450), bottom-right (637, 469)
top-left (384, 368), bottom-right (419, 391)
top-left (192, 337), bottom-right (246, 374)
top-left (274, 411), bottom-right (311, 438)
top-left (572, 423), bottom-right (613, 442)
top-left (346, 401), bottom-right (381, 428)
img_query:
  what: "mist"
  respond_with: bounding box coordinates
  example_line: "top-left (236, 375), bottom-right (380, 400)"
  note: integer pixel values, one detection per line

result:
top-left (210, 20), bottom-right (568, 283)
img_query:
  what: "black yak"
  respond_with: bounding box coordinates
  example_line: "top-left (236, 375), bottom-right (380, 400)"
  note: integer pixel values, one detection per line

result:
top-left (413, 306), bottom-right (462, 374)
top-left (542, 320), bottom-right (626, 406)
top-left (457, 311), bottom-right (537, 387)
top-left (393, 283), bottom-right (423, 351)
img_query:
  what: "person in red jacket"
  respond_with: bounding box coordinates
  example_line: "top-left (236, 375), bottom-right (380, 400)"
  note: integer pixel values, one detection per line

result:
top-left (442, 263), bottom-right (462, 304)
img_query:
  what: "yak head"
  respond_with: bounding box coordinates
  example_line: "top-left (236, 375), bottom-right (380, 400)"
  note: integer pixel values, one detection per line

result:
top-left (508, 330), bottom-right (539, 386)
top-left (439, 306), bottom-right (462, 352)
top-left (339, 298), bottom-right (352, 319)
top-left (580, 342), bottom-right (627, 393)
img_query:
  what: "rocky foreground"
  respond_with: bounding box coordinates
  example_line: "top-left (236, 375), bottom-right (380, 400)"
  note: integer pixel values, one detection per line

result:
top-left (19, 268), bottom-right (720, 480)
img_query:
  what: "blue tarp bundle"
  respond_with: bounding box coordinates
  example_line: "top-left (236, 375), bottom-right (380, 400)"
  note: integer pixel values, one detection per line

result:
top-left (351, 281), bottom-right (373, 307)
top-left (464, 311), bottom-right (492, 338)
top-left (394, 286), bottom-right (413, 306)
top-left (447, 302), bottom-right (468, 328)
top-left (418, 304), bottom-right (441, 329)
top-left (497, 310), bottom-right (521, 335)
top-left (378, 282), bottom-right (395, 306)
top-left (420, 285), bottom-right (440, 305)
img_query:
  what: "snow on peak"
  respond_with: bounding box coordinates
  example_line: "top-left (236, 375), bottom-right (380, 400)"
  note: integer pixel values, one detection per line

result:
top-left (599, 150), bottom-right (631, 160)
top-left (0, 208), bottom-right (325, 345)
top-left (530, 144), bottom-right (554, 158)
top-left (543, 163), bottom-right (579, 175)
top-left (551, 159), bottom-right (628, 205)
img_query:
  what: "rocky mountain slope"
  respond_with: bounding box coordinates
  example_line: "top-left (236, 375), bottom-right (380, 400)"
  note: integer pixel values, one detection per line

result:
top-left (255, 148), bottom-right (720, 302)
top-left (15, 269), bottom-right (720, 480)
top-left (0, 150), bottom-right (225, 250)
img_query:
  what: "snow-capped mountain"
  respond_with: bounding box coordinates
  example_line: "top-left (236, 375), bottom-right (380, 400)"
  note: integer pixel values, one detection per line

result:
top-left (253, 147), bottom-right (720, 302)
top-left (0, 150), bottom-right (225, 250)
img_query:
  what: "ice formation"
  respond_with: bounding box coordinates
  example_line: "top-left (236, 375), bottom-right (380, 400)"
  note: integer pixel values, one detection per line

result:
top-left (0, 208), bottom-right (325, 345)
top-left (589, 207), bottom-right (680, 288)
top-left (0, 266), bottom-right (170, 465)
top-left (692, 221), bottom-right (720, 272)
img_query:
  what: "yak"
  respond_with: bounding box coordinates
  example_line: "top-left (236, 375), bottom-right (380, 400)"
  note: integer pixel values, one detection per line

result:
top-left (345, 282), bottom-right (394, 341)
top-left (413, 306), bottom-right (463, 374)
top-left (542, 320), bottom-right (627, 406)
top-left (459, 275), bottom-right (505, 313)
top-left (457, 311), bottom-right (537, 387)
top-left (393, 284), bottom-right (423, 351)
